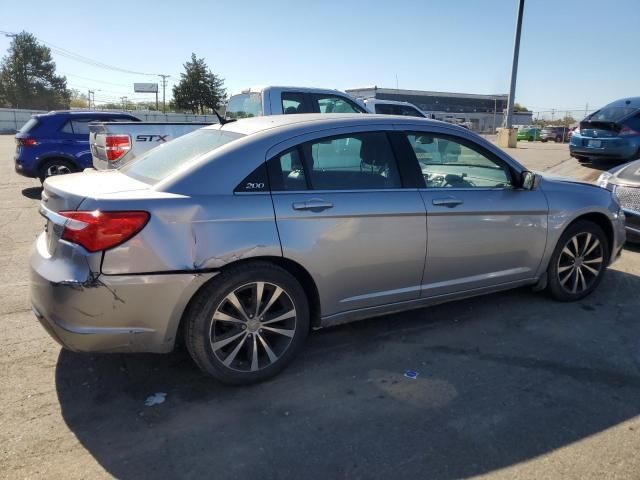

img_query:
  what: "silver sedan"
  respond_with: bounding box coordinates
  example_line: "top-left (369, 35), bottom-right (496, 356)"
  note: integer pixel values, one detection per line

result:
top-left (30, 114), bottom-right (626, 384)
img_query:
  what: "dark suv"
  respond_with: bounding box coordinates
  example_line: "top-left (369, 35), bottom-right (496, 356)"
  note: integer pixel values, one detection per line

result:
top-left (540, 126), bottom-right (569, 143)
top-left (14, 110), bottom-right (139, 182)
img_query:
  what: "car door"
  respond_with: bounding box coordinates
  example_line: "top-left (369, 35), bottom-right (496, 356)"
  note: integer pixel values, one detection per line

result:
top-left (401, 130), bottom-right (548, 297)
top-left (268, 128), bottom-right (427, 318)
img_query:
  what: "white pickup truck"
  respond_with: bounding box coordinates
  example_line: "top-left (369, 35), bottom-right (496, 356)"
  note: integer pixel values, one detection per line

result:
top-left (225, 86), bottom-right (368, 119)
top-left (90, 121), bottom-right (212, 169)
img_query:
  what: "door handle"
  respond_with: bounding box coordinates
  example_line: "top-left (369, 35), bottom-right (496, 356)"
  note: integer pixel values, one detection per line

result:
top-left (292, 199), bottom-right (334, 211)
top-left (432, 197), bottom-right (464, 207)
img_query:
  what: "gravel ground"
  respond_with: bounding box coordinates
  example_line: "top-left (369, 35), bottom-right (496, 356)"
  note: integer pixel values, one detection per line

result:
top-left (1, 134), bottom-right (639, 480)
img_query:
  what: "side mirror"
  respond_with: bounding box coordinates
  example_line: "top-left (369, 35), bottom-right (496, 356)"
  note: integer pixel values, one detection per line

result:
top-left (520, 170), bottom-right (538, 190)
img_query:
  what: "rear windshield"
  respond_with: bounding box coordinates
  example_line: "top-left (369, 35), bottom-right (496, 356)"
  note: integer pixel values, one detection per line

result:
top-left (226, 93), bottom-right (262, 119)
top-left (121, 129), bottom-right (244, 184)
top-left (19, 118), bottom-right (39, 133)
top-left (588, 106), bottom-right (639, 123)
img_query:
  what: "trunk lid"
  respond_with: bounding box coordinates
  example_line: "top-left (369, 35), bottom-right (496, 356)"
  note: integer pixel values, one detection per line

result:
top-left (579, 120), bottom-right (620, 138)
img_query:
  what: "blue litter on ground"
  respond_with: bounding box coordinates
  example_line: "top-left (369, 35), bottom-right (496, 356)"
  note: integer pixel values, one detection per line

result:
top-left (404, 370), bottom-right (419, 379)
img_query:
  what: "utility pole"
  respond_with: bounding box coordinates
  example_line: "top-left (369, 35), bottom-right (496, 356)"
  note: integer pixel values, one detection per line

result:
top-left (158, 74), bottom-right (170, 113)
top-left (493, 98), bottom-right (497, 132)
top-left (120, 96), bottom-right (128, 111)
top-left (88, 90), bottom-right (93, 109)
top-left (505, 0), bottom-right (525, 130)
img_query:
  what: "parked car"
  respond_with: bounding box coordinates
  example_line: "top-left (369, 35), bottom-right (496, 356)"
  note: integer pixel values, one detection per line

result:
top-left (597, 159), bottom-right (640, 243)
top-left (31, 114), bottom-right (625, 384)
top-left (571, 97), bottom-right (640, 163)
top-left (540, 126), bottom-right (569, 143)
top-left (90, 121), bottom-right (212, 170)
top-left (363, 98), bottom-right (428, 117)
top-left (225, 86), bottom-right (367, 119)
top-left (517, 127), bottom-right (541, 141)
top-left (14, 110), bottom-right (139, 182)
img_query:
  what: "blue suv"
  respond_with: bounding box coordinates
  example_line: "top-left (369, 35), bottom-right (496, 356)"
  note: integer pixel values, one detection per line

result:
top-left (14, 110), bottom-right (139, 182)
top-left (570, 97), bottom-right (640, 163)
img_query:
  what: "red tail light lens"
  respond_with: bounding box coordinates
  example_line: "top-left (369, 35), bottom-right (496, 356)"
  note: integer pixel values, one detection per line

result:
top-left (619, 126), bottom-right (640, 137)
top-left (104, 134), bottom-right (131, 161)
top-left (59, 210), bottom-right (149, 252)
top-left (17, 137), bottom-right (37, 147)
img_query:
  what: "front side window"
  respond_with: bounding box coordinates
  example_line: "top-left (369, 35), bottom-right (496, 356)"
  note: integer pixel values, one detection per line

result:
top-left (311, 94), bottom-right (364, 114)
top-left (374, 103), bottom-right (396, 115)
top-left (398, 105), bottom-right (424, 117)
top-left (282, 92), bottom-right (306, 114)
top-left (226, 93), bottom-right (263, 119)
top-left (406, 133), bottom-right (511, 189)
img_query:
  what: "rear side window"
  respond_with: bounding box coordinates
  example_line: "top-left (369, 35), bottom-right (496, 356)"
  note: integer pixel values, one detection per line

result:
top-left (19, 118), bottom-right (38, 133)
top-left (374, 104), bottom-right (396, 115)
top-left (226, 93), bottom-right (262, 119)
top-left (121, 129), bottom-right (244, 184)
top-left (310, 94), bottom-right (364, 114)
top-left (398, 105), bottom-right (424, 117)
top-left (269, 132), bottom-right (402, 191)
top-left (282, 92), bottom-right (307, 114)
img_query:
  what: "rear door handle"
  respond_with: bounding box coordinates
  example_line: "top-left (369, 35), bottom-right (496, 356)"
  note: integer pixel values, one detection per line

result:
top-left (292, 199), bottom-right (334, 211)
top-left (432, 197), bottom-right (464, 207)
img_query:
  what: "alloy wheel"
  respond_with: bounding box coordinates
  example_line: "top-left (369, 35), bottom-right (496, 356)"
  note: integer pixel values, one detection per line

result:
top-left (557, 232), bottom-right (604, 294)
top-left (210, 282), bottom-right (297, 372)
top-left (46, 164), bottom-right (71, 177)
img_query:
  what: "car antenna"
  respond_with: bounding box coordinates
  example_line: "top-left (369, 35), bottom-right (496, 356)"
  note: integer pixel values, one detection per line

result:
top-left (214, 110), bottom-right (235, 125)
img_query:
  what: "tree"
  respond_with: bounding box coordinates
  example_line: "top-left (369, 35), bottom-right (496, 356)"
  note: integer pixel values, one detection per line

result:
top-left (69, 89), bottom-right (88, 108)
top-left (172, 53), bottom-right (226, 114)
top-left (513, 103), bottom-right (529, 112)
top-left (0, 31), bottom-right (70, 109)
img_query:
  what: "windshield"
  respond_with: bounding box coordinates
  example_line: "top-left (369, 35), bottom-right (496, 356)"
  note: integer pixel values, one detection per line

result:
top-left (226, 93), bottom-right (263, 119)
top-left (19, 118), bottom-right (39, 133)
top-left (121, 128), bottom-right (244, 184)
top-left (588, 106), bottom-right (638, 123)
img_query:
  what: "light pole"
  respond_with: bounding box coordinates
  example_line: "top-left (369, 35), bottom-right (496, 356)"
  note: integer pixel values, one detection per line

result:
top-left (158, 74), bottom-right (170, 113)
top-left (505, 0), bottom-right (525, 132)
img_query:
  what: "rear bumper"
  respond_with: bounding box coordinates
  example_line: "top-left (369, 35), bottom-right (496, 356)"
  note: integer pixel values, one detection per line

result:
top-left (30, 233), bottom-right (217, 353)
top-left (570, 137), bottom-right (637, 160)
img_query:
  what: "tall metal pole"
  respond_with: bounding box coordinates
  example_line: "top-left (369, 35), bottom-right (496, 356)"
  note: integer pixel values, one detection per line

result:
top-left (158, 74), bottom-right (170, 113)
top-left (505, 0), bottom-right (525, 129)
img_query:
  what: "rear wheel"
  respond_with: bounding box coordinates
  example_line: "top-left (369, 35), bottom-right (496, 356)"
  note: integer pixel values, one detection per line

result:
top-left (38, 159), bottom-right (77, 183)
top-left (184, 262), bottom-right (310, 385)
top-left (546, 220), bottom-right (609, 301)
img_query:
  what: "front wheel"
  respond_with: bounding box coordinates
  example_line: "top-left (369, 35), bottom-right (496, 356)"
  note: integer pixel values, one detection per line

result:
top-left (184, 262), bottom-right (310, 385)
top-left (546, 220), bottom-right (609, 301)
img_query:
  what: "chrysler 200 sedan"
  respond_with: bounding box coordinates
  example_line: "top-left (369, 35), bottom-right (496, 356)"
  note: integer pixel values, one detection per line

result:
top-left (31, 114), bottom-right (626, 384)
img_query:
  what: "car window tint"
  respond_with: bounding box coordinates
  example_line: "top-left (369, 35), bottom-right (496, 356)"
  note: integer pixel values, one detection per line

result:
top-left (312, 94), bottom-right (362, 114)
top-left (71, 120), bottom-right (92, 136)
top-left (305, 132), bottom-right (401, 190)
top-left (275, 148), bottom-right (308, 191)
top-left (282, 92), bottom-right (306, 114)
top-left (398, 105), bottom-right (424, 117)
top-left (60, 121), bottom-right (74, 134)
top-left (374, 103), bottom-right (395, 115)
top-left (406, 133), bottom-right (510, 189)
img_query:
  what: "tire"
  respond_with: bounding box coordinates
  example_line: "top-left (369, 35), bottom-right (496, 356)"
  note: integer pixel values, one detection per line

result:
top-left (38, 158), bottom-right (77, 183)
top-left (184, 262), bottom-right (310, 385)
top-left (574, 155), bottom-right (589, 163)
top-left (541, 139), bottom-right (548, 143)
top-left (546, 220), bottom-right (609, 302)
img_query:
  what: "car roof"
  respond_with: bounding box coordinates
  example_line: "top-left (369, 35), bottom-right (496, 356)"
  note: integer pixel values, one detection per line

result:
top-left (36, 110), bottom-right (135, 118)
top-left (211, 113), bottom-right (461, 136)
top-left (231, 86), bottom-right (350, 96)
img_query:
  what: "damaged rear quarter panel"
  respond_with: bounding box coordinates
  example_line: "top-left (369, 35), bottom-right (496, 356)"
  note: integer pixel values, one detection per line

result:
top-left (91, 192), bottom-right (281, 275)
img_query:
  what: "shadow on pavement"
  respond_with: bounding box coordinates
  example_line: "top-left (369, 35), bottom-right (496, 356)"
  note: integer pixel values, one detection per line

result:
top-left (579, 158), bottom-right (624, 172)
top-left (56, 269), bottom-right (640, 479)
top-left (21, 186), bottom-right (42, 200)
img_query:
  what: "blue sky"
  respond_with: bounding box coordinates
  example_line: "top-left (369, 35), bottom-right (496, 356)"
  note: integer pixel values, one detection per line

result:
top-left (1, 0), bottom-right (638, 114)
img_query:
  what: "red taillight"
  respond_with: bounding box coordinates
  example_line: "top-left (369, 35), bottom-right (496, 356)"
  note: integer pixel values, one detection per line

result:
top-left (619, 126), bottom-right (640, 137)
top-left (104, 134), bottom-right (131, 161)
top-left (17, 137), bottom-right (37, 147)
top-left (59, 210), bottom-right (149, 252)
